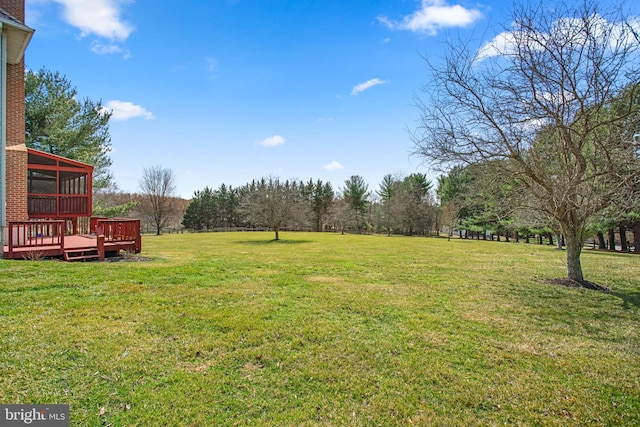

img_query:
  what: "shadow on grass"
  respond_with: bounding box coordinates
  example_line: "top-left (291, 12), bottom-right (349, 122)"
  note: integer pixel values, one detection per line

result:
top-left (233, 239), bottom-right (313, 245)
top-left (583, 248), bottom-right (640, 259)
top-left (611, 291), bottom-right (640, 309)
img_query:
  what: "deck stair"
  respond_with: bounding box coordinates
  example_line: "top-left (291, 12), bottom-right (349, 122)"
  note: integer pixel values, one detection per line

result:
top-left (64, 248), bottom-right (100, 262)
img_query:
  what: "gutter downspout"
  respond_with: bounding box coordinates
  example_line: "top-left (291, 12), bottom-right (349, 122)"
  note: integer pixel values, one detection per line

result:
top-left (0, 22), bottom-right (6, 258)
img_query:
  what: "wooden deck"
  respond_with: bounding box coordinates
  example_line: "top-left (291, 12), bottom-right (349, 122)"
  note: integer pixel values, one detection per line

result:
top-left (2, 219), bottom-right (141, 261)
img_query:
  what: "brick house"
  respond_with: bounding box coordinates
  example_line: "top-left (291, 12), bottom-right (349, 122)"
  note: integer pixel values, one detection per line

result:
top-left (1, 0), bottom-right (141, 260)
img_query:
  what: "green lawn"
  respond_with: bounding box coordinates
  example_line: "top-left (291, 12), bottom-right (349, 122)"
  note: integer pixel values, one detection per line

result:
top-left (1, 232), bottom-right (638, 426)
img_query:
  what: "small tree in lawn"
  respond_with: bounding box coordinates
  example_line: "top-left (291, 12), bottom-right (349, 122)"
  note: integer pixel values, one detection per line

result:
top-left (139, 166), bottom-right (178, 235)
top-left (329, 197), bottom-right (359, 235)
top-left (240, 177), bottom-right (310, 241)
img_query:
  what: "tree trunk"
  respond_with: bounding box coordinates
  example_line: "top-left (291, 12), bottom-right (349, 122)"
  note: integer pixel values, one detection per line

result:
top-left (633, 221), bottom-right (640, 254)
top-left (556, 233), bottom-right (563, 250)
top-left (597, 231), bottom-right (606, 250)
top-left (608, 229), bottom-right (616, 251)
top-left (565, 232), bottom-right (584, 282)
top-left (538, 234), bottom-right (543, 245)
top-left (505, 231), bottom-right (510, 242)
top-left (525, 233), bottom-right (530, 244)
top-left (274, 229), bottom-right (280, 241)
top-left (548, 233), bottom-right (554, 246)
top-left (619, 225), bottom-right (628, 252)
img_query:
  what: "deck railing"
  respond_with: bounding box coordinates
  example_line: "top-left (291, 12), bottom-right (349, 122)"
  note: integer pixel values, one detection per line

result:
top-left (95, 219), bottom-right (142, 253)
top-left (6, 220), bottom-right (65, 258)
top-left (28, 195), bottom-right (91, 217)
top-left (4, 218), bottom-right (141, 259)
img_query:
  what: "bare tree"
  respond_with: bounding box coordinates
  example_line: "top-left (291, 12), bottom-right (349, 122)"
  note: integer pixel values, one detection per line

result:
top-left (328, 197), bottom-right (359, 235)
top-left (138, 166), bottom-right (178, 235)
top-left (240, 178), bottom-right (310, 240)
top-left (439, 201), bottom-right (460, 241)
top-left (413, 1), bottom-right (640, 287)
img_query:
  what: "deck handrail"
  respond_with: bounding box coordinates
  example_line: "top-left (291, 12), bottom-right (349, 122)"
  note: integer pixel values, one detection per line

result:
top-left (7, 220), bottom-right (66, 258)
top-left (95, 219), bottom-right (142, 253)
top-left (28, 194), bottom-right (91, 217)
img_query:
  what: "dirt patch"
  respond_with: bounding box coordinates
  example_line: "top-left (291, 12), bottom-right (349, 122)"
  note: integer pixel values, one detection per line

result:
top-left (105, 254), bottom-right (153, 263)
top-left (542, 278), bottom-right (611, 292)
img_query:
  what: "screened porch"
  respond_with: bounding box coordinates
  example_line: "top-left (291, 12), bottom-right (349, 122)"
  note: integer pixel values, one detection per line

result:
top-left (27, 148), bottom-right (93, 219)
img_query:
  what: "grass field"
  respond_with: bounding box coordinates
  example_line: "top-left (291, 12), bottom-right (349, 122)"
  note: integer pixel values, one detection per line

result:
top-left (0, 232), bottom-right (638, 426)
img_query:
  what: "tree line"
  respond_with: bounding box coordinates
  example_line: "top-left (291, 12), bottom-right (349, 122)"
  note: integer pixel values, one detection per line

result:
top-left (436, 163), bottom-right (640, 253)
top-left (179, 164), bottom-right (638, 254)
top-left (180, 173), bottom-right (438, 240)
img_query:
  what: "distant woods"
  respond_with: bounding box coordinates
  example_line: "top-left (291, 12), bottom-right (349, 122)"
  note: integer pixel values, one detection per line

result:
top-left (180, 165), bottom-right (638, 252)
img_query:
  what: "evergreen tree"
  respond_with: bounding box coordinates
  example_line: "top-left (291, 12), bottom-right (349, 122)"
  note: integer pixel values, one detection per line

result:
top-left (25, 67), bottom-right (113, 190)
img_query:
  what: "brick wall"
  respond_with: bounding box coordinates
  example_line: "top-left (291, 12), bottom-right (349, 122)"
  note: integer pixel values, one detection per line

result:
top-left (0, 0), bottom-right (24, 21)
top-left (6, 147), bottom-right (27, 221)
top-left (2, 0), bottom-right (28, 222)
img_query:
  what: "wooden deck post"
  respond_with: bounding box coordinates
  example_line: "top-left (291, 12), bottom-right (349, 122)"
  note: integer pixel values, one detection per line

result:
top-left (96, 225), bottom-right (105, 261)
top-left (8, 223), bottom-right (14, 259)
top-left (60, 221), bottom-right (65, 252)
top-left (135, 220), bottom-right (142, 253)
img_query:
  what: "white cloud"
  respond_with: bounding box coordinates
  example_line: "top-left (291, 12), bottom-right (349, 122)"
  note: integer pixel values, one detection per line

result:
top-left (475, 31), bottom-right (525, 60)
top-left (90, 41), bottom-right (122, 55)
top-left (103, 100), bottom-right (155, 121)
top-left (378, 0), bottom-right (483, 35)
top-left (51, 0), bottom-right (134, 41)
top-left (258, 135), bottom-right (285, 148)
top-left (90, 40), bottom-right (130, 58)
top-left (323, 161), bottom-right (344, 171)
top-left (206, 57), bottom-right (218, 72)
top-left (351, 78), bottom-right (388, 95)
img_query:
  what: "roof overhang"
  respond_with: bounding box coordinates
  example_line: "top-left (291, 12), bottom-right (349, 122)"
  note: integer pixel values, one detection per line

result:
top-left (0, 12), bottom-right (34, 64)
top-left (27, 148), bottom-right (95, 172)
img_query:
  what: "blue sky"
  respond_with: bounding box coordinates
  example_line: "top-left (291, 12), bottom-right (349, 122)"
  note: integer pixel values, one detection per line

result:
top-left (23, 0), bottom-right (638, 198)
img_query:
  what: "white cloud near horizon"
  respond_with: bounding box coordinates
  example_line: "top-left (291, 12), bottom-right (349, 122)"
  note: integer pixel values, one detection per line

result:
top-left (258, 135), bottom-right (286, 147)
top-left (378, 0), bottom-right (483, 35)
top-left (51, 0), bottom-right (134, 41)
top-left (323, 161), bottom-right (344, 171)
top-left (351, 78), bottom-right (388, 95)
top-left (103, 100), bottom-right (155, 121)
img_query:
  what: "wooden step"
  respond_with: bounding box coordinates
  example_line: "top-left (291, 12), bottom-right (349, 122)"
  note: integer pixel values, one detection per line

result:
top-left (64, 249), bottom-right (100, 262)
